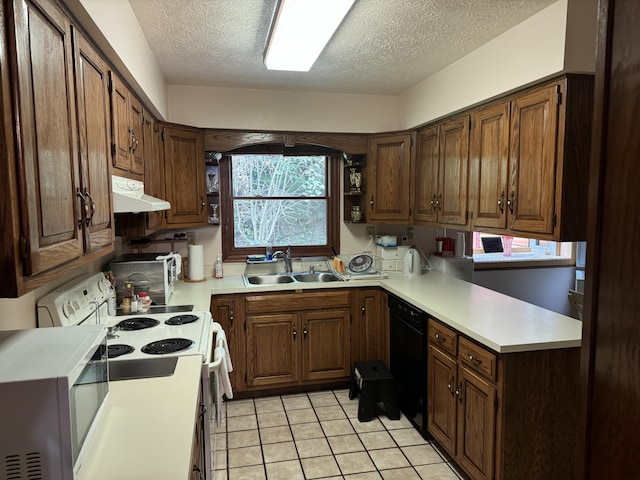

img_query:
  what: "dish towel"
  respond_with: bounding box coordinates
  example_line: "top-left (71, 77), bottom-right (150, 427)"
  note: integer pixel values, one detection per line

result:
top-left (155, 252), bottom-right (182, 277)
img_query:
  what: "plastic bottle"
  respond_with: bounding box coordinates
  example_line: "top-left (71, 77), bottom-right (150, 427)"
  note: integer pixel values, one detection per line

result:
top-left (214, 254), bottom-right (224, 278)
top-left (138, 292), bottom-right (151, 313)
top-left (265, 246), bottom-right (273, 260)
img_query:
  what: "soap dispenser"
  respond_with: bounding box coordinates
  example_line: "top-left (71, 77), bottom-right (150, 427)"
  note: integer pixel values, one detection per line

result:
top-left (214, 254), bottom-right (224, 279)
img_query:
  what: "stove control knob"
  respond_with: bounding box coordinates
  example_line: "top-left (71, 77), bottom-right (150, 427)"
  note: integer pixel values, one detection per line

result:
top-left (62, 302), bottom-right (75, 318)
top-left (70, 300), bottom-right (81, 312)
top-left (97, 277), bottom-right (110, 293)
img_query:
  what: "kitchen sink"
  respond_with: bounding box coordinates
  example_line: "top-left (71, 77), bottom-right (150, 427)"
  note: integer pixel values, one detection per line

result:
top-left (243, 271), bottom-right (343, 286)
top-left (291, 272), bottom-right (341, 283)
top-left (244, 274), bottom-right (296, 285)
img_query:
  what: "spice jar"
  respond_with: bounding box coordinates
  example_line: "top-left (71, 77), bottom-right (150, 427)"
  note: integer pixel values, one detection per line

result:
top-left (122, 281), bottom-right (134, 314)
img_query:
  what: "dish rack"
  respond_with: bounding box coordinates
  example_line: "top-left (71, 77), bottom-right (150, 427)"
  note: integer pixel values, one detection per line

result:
top-left (333, 253), bottom-right (387, 280)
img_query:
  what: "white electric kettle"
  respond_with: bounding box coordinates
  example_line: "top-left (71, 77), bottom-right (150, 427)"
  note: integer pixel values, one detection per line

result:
top-left (402, 248), bottom-right (422, 277)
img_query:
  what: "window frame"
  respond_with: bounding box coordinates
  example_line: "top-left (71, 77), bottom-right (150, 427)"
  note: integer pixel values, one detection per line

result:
top-left (219, 145), bottom-right (341, 261)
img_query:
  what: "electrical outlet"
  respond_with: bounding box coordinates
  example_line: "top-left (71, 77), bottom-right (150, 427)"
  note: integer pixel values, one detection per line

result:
top-left (407, 227), bottom-right (414, 240)
top-left (366, 226), bottom-right (375, 240)
top-left (186, 231), bottom-right (196, 245)
top-left (401, 235), bottom-right (409, 244)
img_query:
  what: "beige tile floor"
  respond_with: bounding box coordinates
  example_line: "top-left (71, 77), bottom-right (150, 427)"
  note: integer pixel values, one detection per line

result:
top-left (211, 389), bottom-right (466, 480)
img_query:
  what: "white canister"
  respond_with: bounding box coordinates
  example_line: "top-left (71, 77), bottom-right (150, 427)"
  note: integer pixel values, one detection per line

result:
top-left (455, 232), bottom-right (466, 257)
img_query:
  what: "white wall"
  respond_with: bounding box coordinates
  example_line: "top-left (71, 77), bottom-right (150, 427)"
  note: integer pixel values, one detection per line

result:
top-left (473, 267), bottom-right (576, 316)
top-left (168, 85), bottom-right (399, 133)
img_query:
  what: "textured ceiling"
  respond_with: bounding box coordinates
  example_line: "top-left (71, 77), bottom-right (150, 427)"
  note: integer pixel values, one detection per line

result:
top-left (128, 0), bottom-right (557, 95)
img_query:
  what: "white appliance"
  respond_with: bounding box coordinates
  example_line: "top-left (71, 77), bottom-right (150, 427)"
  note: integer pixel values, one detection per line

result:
top-left (428, 255), bottom-right (475, 282)
top-left (36, 272), bottom-right (227, 480)
top-left (403, 248), bottom-right (423, 277)
top-left (0, 324), bottom-right (108, 480)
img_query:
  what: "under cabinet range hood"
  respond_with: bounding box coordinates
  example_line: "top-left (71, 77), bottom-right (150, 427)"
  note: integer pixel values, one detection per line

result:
top-left (111, 175), bottom-right (171, 213)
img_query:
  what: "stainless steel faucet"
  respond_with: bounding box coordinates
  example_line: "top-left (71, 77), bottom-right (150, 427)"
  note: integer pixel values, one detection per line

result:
top-left (273, 246), bottom-right (293, 273)
top-left (284, 246), bottom-right (292, 273)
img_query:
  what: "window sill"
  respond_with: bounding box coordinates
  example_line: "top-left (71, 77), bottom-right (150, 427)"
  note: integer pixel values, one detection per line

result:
top-left (473, 253), bottom-right (575, 270)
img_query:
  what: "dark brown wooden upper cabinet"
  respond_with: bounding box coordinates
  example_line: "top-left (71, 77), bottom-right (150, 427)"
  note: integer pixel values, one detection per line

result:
top-left (414, 115), bottom-right (469, 228)
top-left (110, 71), bottom-right (144, 178)
top-left (72, 27), bottom-right (115, 254)
top-left (469, 101), bottom-right (510, 231)
top-left (8, 0), bottom-right (83, 276)
top-left (367, 133), bottom-right (414, 224)
top-left (163, 125), bottom-right (207, 227)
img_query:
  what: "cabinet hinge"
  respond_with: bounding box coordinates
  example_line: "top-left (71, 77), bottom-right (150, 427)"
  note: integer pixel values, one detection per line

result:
top-left (19, 235), bottom-right (30, 259)
top-left (556, 85), bottom-right (562, 105)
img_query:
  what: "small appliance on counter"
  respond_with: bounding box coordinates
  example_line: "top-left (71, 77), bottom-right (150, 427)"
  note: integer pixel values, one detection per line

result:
top-left (402, 247), bottom-right (423, 277)
top-left (428, 254), bottom-right (474, 282)
top-left (110, 252), bottom-right (180, 305)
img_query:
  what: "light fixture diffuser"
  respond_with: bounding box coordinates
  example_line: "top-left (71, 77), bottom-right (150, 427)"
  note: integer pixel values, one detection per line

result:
top-left (264, 0), bottom-right (356, 72)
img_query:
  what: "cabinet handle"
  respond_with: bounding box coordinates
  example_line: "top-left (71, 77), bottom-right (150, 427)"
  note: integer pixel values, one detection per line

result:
top-left (507, 191), bottom-right (515, 213)
top-left (434, 333), bottom-right (445, 343)
top-left (201, 196), bottom-right (205, 209)
top-left (76, 188), bottom-right (88, 229)
top-left (303, 325), bottom-right (308, 338)
top-left (84, 189), bottom-right (95, 227)
top-left (430, 195), bottom-right (437, 210)
top-left (457, 382), bottom-right (464, 402)
top-left (447, 376), bottom-right (455, 393)
top-left (229, 310), bottom-right (234, 326)
top-left (497, 191), bottom-right (505, 214)
top-left (132, 134), bottom-right (139, 154)
top-left (293, 326), bottom-right (297, 340)
top-left (128, 128), bottom-right (134, 152)
top-left (370, 196), bottom-right (374, 207)
top-left (468, 354), bottom-right (482, 365)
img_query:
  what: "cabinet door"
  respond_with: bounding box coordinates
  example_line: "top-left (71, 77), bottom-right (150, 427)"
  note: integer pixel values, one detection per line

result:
top-left (359, 289), bottom-right (389, 364)
top-left (368, 133), bottom-right (413, 222)
top-left (210, 295), bottom-right (237, 389)
top-left (110, 72), bottom-right (131, 173)
top-left (129, 95), bottom-right (144, 175)
top-left (163, 125), bottom-right (207, 226)
top-left (414, 126), bottom-right (439, 224)
top-left (143, 114), bottom-right (165, 233)
top-left (246, 314), bottom-right (299, 387)
top-left (301, 309), bottom-right (351, 382)
top-left (73, 29), bottom-right (114, 254)
top-left (10, 0), bottom-right (83, 275)
top-left (470, 102), bottom-right (510, 230)
top-left (427, 345), bottom-right (458, 455)
top-left (508, 83), bottom-right (559, 235)
top-left (438, 115), bottom-right (469, 226)
top-left (456, 366), bottom-right (496, 480)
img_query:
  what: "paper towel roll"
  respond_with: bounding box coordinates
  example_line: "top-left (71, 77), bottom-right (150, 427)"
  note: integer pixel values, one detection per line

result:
top-left (455, 232), bottom-right (466, 257)
top-left (188, 245), bottom-right (205, 281)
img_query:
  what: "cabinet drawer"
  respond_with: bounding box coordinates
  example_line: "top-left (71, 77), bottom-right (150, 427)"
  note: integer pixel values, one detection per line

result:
top-left (458, 337), bottom-right (497, 381)
top-left (428, 319), bottom-right (458, 356)
top-left (244, 289), bottom-right (351, 314)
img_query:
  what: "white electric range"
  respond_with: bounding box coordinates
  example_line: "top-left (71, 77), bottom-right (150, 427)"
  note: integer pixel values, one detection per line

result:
top-left (36, 272), bottom-right (224, 480)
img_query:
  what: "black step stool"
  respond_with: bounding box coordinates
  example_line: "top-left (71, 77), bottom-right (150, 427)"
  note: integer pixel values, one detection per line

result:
top-left (349, 360), bottom-right (400, 422)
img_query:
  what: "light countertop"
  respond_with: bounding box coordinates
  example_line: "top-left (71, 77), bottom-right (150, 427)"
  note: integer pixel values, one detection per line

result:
top-left (77, 355), bottom-right (202, 480)
top-left (170, 270), bottom-right (582, 354)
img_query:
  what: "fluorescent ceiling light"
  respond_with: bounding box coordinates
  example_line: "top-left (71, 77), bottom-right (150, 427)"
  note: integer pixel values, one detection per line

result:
top-left (264, 0), bottom-right (356, 72)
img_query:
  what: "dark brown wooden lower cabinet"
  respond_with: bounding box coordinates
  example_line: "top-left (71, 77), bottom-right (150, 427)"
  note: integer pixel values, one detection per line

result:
top-left (427, 318), bottom-right (580, 480)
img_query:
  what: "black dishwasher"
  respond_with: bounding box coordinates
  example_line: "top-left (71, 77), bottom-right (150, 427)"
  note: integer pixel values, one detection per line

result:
top-left (389, 294), bottom-right (428, 437)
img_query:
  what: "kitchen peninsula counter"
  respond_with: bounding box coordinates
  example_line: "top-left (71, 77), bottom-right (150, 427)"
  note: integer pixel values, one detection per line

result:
top-left (171, 270), bottom-right (582, 354)
top-left (77, 355), bottom-right (202, 480)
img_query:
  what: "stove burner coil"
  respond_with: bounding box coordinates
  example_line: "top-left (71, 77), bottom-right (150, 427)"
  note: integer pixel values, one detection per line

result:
top-left (165, 314), bottom-right (199, 325)
top-left (141, 338), bottom-right (195, 355)
top-left (107, 344), bottom-right (135, 358)
top-left (116, 318), bottom-right (160, 331)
